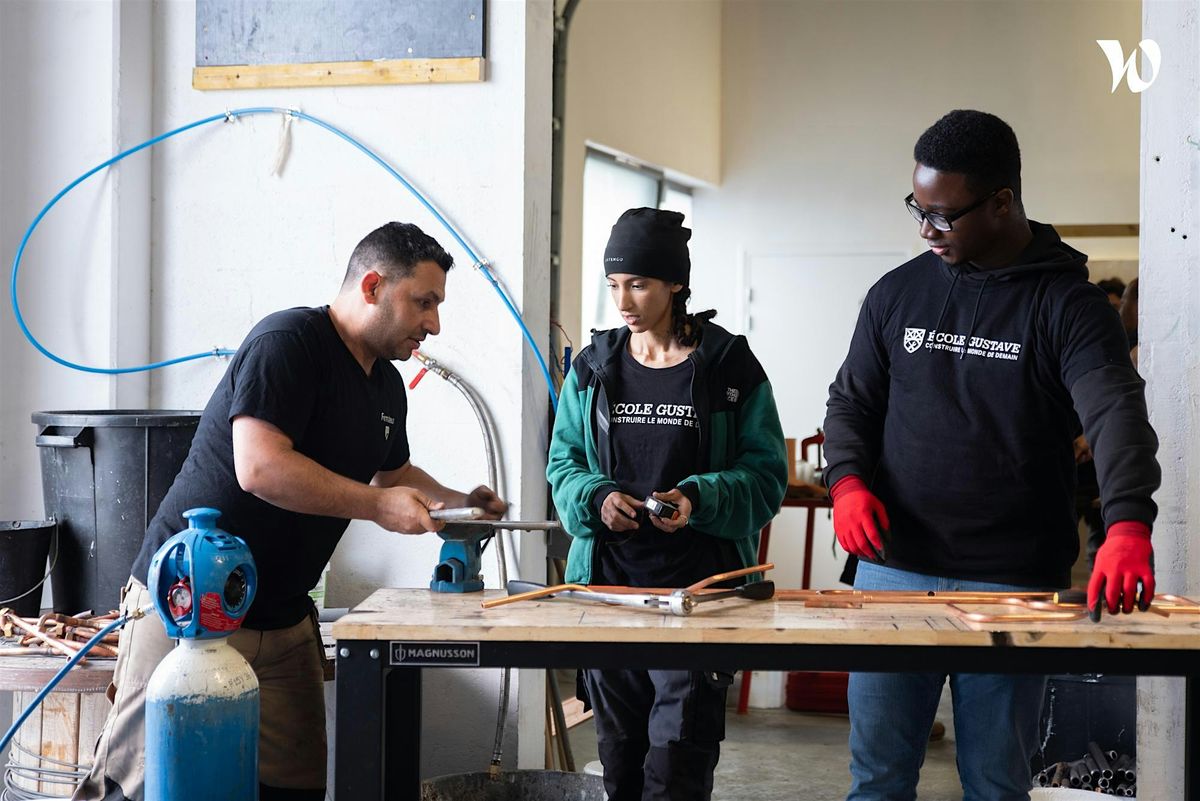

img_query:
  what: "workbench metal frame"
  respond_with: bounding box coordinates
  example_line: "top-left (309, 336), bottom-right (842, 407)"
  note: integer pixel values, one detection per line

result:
top-left (334, 636), bottom-right (1200, 801)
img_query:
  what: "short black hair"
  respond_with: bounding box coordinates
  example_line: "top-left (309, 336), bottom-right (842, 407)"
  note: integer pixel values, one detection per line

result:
top-left (1097, 277), bottom-right (1127, 297)
top-left (914, 110), bottom-right (1022, 202)
top-left (341, 222), bottom-right (453, 289)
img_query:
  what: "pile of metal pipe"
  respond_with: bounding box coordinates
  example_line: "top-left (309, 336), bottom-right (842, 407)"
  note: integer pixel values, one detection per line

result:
top-left (0, 608), bottom-right (120, 660)
top-left (1032, 742), bottom-right (1136, 795)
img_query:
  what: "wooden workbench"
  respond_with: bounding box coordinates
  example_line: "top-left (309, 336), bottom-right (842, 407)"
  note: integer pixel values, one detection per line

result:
top-left (333, 589), bottom-right (1200, 801)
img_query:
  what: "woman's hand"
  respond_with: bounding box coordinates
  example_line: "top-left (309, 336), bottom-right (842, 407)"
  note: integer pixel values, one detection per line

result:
top-left (600, 491), bottom-right (644, 532)
top-left (648, 489), bottom-right (692, 533)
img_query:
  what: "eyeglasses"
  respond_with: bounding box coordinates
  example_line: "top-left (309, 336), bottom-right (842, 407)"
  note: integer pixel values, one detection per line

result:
top-left (905, 189), bottom-right (1001, 232)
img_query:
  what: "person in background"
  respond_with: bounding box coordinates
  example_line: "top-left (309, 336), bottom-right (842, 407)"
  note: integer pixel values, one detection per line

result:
top-left (1121, 277), bottom-right (1139, 365)
top-left (75, 223), bottom-right (506, 801)
top-left (547, 208), bottom-right (787, 801)
top-left (824, 110), bottom-right (1159, 801)
top-left (1097, 277), bottom-right (1126, 311)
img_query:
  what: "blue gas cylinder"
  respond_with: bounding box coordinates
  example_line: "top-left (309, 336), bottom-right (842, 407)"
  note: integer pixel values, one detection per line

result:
top-left (144, 507), bottom-right (259, 801)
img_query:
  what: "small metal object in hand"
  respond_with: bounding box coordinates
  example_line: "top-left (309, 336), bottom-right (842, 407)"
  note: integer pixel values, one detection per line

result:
top-left (643, 496), bottom-right (679, 519)
top-left (429, 507), bottom-right (486, 521)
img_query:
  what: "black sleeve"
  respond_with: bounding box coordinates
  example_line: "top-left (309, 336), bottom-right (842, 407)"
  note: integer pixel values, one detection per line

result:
top-left (1059, 288), bottom-right (1160, 528)
top-left (823, 290), bottom-right (891, 488)
top-left (227, 332), bottom-right (317, 443)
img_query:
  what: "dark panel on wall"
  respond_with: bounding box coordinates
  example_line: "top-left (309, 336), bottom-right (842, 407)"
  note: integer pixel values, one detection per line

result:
top-left (196, 0), bottom-right (484, 67)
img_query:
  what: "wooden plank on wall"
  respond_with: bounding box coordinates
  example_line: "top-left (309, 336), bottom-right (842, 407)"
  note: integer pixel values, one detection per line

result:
top-left (193, 56), bottom-right (485, 90)
top-left (1056, 224), bottom-right (1140, 238)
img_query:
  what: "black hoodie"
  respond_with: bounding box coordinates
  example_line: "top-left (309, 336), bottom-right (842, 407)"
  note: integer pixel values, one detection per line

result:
top-left (824, 222), bottom-right (1159, 588)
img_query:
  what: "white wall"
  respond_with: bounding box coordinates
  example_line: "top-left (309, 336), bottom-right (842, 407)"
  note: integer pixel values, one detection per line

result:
top-left (1, 0), bottom-right (552, 781)
top-left (561, 0), bottom-right (722, 346)
top-left (690, 0), bottom-right (1143, 596)
top-left (0, 0), bottom-right (151, 524)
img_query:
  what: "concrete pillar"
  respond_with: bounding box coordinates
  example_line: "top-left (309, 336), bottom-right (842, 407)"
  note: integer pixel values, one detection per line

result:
top-left (1137, 1), bottom-right (1200, 796)
top-left (516, 0), bottom-right (554, 770)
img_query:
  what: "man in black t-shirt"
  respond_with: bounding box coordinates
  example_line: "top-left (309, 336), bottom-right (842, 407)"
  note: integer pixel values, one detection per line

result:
top-left (75, 223), bottom-right (506, 801)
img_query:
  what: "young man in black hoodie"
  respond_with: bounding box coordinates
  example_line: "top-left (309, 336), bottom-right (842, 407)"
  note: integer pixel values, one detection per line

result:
top-left (824, 110), bottom-right (1159, 801)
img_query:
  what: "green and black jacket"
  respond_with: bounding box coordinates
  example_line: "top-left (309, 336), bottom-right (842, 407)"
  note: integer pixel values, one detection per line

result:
top-left (547, 322), bottom-right (788, 584)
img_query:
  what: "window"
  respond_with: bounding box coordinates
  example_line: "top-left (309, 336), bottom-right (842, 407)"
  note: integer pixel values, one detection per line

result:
top-left (581, 149), bottom-right (693, 336)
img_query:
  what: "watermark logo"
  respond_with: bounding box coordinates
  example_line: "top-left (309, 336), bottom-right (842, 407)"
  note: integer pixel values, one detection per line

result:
top-left (1096, 39), bottom-right (1161, 94)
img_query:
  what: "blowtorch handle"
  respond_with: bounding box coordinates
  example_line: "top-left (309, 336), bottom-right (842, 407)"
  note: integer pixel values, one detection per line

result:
top-left (688, 580), bottom-right (777, 606)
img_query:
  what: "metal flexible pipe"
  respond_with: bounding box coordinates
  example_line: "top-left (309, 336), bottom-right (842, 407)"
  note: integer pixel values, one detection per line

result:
top-left (411, 352), bottom-right (512, 770)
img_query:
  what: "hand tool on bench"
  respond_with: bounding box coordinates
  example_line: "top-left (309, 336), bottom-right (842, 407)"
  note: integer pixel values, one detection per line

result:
top-left (492, 580), bottom-right (776, 617)
top-left (482, 564), bottom-right (775, 616)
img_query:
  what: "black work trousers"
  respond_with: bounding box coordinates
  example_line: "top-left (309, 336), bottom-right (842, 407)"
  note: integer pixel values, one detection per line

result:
top-left (582, 668), bottom-right (728, 801)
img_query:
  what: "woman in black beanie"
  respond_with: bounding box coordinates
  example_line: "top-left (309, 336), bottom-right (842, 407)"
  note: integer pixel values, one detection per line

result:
top-left (547, 208), bottom-right (788, 801)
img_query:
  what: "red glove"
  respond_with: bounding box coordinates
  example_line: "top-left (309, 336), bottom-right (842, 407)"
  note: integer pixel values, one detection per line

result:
top-left (830, 475), bottom-right (889, 562)
top-left (1087, 521), bottom-right (1155, 620)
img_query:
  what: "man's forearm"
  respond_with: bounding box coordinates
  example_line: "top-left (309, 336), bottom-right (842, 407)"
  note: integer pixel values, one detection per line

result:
top-left (373, 463), bottom-right (468, 507)
top-left (243, 446), bottom-right (383, 522)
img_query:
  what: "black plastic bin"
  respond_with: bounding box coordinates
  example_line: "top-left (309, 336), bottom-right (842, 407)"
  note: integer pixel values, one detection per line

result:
top-left (0, 520), bottom-right (56, 617)
top-left (32, 410), bottom-right (200, 614)
top-left (422, 771), bottom-right (604, 801)
top-left (1032, 673), bottom-right (1136, 773)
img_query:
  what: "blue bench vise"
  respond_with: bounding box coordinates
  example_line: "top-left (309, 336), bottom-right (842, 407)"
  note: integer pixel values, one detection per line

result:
top-left (430, 520), bottom-right (561, 593)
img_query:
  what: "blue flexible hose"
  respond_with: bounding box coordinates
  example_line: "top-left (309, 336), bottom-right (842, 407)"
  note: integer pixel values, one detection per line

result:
top-left (9, 107), bottom-right (558, 408)
top-left (0, 613), bottom-right (132, 756)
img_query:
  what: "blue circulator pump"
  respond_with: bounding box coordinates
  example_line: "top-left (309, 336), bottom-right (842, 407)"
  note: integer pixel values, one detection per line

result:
top-left (144, 507), bottom-right (259, 801)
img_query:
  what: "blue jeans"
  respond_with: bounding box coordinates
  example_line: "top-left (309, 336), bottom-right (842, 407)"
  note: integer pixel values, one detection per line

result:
top-left (846, 562), bottom-right (1047, 801)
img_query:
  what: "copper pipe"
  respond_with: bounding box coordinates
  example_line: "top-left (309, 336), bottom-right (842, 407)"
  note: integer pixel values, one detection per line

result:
top-left (583, 585), bottom-right (752, 596)
top-left (41, 611), bottom-right (104, 629)
top-left (683, 563), bottom-right (774, 593)
top-left (483, 564), bottom-right (775, 610)
top-left (793, 589), bottom-right (1061, 608)
top-left (947, 603), bottom-right (1088, 623)
top-left (0, 647), bottom-right (63, 657)
top-left (481, 583), bottom-right (594, 609)
top-left (4, 613), bottom-right (85, 660)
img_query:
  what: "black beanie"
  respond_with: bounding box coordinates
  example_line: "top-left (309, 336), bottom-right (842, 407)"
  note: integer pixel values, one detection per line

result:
top-left (603, 208), bottom-right (691, 285)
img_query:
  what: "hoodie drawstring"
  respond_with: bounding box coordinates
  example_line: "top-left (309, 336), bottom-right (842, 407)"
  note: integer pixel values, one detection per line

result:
top-left (959, 274), bottom-right (991, 360)
top-left (931, 268), bottom-right (961, 335)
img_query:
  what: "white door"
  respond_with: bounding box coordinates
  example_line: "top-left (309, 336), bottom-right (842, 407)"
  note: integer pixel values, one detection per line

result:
top-left (742, 251), bottom-right (904, 591)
